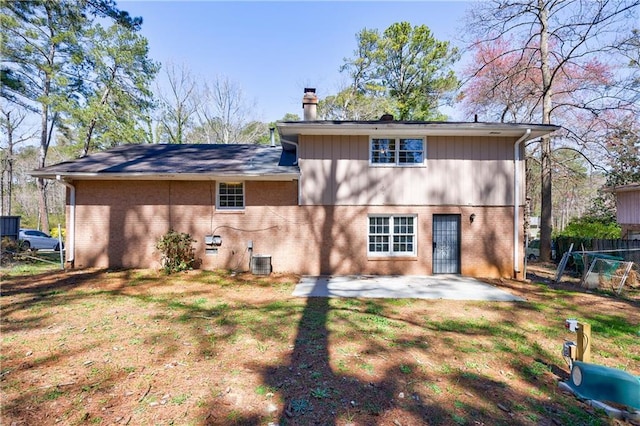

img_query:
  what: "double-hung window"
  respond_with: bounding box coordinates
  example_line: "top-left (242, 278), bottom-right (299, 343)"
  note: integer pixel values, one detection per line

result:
top-left (217, 182), bottom-right (244, 210)
top-left (370, 137), bottom-right (424, 166)
top-left (368, 215), bottom-right (416, 256)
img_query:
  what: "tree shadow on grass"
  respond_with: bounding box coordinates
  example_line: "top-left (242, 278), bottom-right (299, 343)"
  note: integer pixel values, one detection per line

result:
top-left (255, 279), bottom-right (451, 425)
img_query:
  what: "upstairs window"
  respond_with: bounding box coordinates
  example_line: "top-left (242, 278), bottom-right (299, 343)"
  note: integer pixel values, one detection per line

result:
top-left (370, 138), bottom-right (424, 166)
top-left (217, 182), bottom-right (244, 210)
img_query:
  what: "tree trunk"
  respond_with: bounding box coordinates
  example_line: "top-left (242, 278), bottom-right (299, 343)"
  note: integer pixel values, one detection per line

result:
top-left (37, 102), bottom-right (50, 232)
top-left (82, 84), bottom-right (112, 157)
top-left (539, 0), bottom-right (553, 262)
top-left (38, 70), bottom-right (52, 233)
top-left (7, 145), bottom-right (13, 216)
top-left (4, 110), bottom-right (14, 215)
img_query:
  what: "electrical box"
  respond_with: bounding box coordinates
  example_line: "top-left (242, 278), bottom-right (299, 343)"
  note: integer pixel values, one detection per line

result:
top-left (565, 318), bottom-right (578, 332)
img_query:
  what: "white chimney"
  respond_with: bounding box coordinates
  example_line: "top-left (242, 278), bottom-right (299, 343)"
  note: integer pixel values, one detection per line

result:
top-left (302, 88), bottom-right (318, 121)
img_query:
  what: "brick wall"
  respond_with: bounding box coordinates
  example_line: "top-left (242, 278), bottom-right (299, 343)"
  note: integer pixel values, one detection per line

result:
top-left (70, 180), bottom-right (521, 278)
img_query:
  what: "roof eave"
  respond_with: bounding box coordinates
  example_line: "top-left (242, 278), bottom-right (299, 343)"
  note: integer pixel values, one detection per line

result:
top-left (276, 121), bottom-right (560, 140)
top-left (601, 183), bottom-right (640, 193)
top-left (30, 171), bottom-right (300, 181)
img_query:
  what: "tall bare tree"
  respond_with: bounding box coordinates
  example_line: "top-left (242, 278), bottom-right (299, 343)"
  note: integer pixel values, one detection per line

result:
top-left (0, 103), bottom-right (36, 216)
top-left (155, 63), bottom-right (199, 144)
top-left (463, 0), bottom-right (639, 261)
top-left (190, 76), bottom-right (265, 144)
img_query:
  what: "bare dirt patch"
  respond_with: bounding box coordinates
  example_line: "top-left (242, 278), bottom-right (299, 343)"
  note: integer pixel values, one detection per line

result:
top-left (1, 267), bottom-right (638, 425)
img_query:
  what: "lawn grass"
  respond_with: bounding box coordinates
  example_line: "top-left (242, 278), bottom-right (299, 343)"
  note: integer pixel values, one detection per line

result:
top-left (1, 267), bottom-right (638, 425)
top-left (1, 250), bottom-right (64, 275)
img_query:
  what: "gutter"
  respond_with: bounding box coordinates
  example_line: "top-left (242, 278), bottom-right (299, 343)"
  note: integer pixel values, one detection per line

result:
top-left (31, 172), bottom-right (300, 181)
top-left (513, 129), bottom-right (531, 278)
top-left (277, 121), bottom-right (559, 139)
top-left (56, 176), bottom-right (75, 265)
top-left (601, 183), bottom-right (640, 193)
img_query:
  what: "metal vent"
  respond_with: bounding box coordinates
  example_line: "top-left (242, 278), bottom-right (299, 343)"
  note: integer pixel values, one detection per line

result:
top-left (251, 255), bottom-right (272, 275)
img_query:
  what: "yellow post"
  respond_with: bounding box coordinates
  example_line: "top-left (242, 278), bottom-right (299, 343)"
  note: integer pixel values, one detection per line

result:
top-left (577, 322), bottom-right (591, 363)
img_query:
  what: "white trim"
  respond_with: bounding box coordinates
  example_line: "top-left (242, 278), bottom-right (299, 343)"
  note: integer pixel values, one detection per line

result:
top-left (513, 129), bottom-right (531, 275)
top-left (57, 176), bottom-right (75, 263)
top-left (602, 183), bottom-right (640, 193)
top-left (278, 121), bottom-right (559, 139)
top-left (367, 214), bottom-right (418, 257)
top-left (369, 137), bottom-right (426, 167)
top-left (216, 181), bottom-right (245, 211)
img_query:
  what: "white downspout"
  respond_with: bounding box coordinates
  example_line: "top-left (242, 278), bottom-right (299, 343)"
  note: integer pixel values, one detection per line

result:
top-left (57, 176), bottom-right (75, 264)
top-left (513, 129), bottom-right (531, 278)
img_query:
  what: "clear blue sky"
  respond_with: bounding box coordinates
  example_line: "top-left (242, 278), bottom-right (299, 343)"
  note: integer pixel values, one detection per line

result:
top-left (121, 1), bottom-right (471, 122)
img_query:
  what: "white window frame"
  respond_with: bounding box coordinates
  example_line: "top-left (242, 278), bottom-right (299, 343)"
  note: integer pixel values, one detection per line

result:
top-left (370, 137), bottom-right (425, 166)
top-left (216, 181), bottom-right (245, 211)
top-left (368, 214), bottom-right (417, 257)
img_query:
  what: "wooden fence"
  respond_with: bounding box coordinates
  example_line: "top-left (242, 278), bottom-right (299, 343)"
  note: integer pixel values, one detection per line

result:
top-left (556, 237), bottom-right (640, 265)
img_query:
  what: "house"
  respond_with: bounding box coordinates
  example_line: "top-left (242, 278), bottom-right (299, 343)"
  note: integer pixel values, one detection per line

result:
top-left (32, 89), bottom-right (559, 279)
top-left (604, 183), bottom-right (640, 239)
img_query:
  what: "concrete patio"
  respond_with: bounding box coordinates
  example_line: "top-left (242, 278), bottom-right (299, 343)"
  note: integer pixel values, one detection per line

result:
top-left (293, 275), bottom-right (525, 301)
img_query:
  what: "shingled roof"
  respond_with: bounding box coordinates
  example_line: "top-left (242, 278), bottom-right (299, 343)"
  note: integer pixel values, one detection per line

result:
top-left (31, 144), bottom-right (299, 181)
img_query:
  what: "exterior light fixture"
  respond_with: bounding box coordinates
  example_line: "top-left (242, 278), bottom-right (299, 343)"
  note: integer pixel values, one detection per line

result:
top-left (470, 213), bottom-right (476, 223)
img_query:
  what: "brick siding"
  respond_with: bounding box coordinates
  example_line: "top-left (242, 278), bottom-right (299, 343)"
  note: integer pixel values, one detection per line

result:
top-left (70, 180), bottom-right (522, 278)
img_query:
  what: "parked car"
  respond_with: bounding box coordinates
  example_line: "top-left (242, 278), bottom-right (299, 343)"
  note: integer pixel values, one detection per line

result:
top-left (526, 239), bottom-right (556, 261)
top-left (18, 229), bottom-right (63, 251)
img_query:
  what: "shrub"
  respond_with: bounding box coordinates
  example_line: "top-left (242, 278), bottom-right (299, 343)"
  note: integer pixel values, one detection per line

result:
top-left (555, 195), bottom-right (621, 239)
top-left (50, 227), bottom-right (66, 239)
top-left (556, 217), bottom-right (621, 239)
top-left (1, 237), bottom-right (26, 265)
top-left (156, 230), bottom-right (196, 274)
top-left (1, 237), bottom-right (19, 251)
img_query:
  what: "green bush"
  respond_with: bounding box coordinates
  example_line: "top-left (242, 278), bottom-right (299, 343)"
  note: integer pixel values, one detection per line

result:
top-left (156, 230), bottom-right (196, 274)
top-left (556, 217), bottom-right (621, 239)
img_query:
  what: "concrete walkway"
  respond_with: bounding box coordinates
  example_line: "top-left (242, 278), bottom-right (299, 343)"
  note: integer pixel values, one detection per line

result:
top-left (292, 275), bottom-right (524, 301)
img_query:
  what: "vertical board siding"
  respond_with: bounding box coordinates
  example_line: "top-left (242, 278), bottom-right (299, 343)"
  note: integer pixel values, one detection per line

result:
top-left (617, 190), bottom-right (640, 224)
top-left (300, 135), bottom-right (520, 206)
